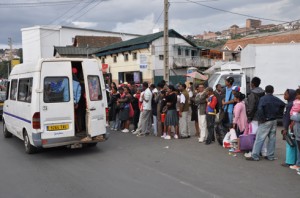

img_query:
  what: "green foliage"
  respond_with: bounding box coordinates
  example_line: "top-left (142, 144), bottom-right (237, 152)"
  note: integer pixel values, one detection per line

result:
top-left (0, 61), bottom-right (10, 79)
top-left (193, 39), bottom-right (227, 49)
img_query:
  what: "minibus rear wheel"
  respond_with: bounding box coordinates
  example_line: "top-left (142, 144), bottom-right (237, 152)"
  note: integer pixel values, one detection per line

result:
top-left (23, 130), bottom-right (37, 154)
top-left (3, 122), bottom-right (12, 138)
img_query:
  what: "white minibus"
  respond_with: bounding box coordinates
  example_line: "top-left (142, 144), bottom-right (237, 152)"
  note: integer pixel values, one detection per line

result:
top-left (3, 58), bottom-right (108, 153)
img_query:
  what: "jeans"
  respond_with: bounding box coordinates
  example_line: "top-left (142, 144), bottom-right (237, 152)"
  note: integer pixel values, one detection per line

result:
top-left (252, 120), bottom-right (277, 160)
top-left (228, 112), bottom-right (233, 124)
top-left (153, 115), bottom-right (158, 136)
top-left (296, 141), bottom-right (300, 166)
top-left (179, 111), bottom-right (189, 137)
top-left (206, 114), bottom-right (215, 144)
top-left (111, 113), bottom-right (121, 130)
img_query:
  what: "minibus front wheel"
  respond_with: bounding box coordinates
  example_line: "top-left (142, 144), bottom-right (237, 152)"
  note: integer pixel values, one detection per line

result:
top-left (23, 130), bottom-right (37, 154)
top-left (3, 121), bottom-right (12, 138)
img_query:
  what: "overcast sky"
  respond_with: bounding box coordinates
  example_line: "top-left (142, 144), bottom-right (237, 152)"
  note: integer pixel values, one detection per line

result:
top-left (0, 0), bottom-right (299, 49)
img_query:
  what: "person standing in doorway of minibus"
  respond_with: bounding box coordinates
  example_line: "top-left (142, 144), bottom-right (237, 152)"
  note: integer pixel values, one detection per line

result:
top-left (222, 76), bottom-right (235, 127)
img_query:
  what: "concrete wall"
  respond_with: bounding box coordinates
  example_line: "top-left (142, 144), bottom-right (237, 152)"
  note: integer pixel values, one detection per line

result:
top-left (21, 25), bottom-right (140, 64)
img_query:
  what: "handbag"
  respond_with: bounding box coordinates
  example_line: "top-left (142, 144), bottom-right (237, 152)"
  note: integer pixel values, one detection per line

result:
top-left (129, 103), bottom-right (134, 118)
top-left (285, 133), bottom-right (295, 147)
top-left (239, 134), bottom-right (256, 151)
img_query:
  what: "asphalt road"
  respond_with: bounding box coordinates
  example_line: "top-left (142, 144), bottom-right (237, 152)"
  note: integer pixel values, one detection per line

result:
top-left (0, 122), bottom-right (299, 198)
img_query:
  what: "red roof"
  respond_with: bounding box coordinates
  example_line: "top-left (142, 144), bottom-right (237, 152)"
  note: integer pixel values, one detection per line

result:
top-left (223, 33), bottom-right (300, 51)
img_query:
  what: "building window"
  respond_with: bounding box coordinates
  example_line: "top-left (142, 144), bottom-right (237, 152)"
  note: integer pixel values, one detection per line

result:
top-left (101, 58), bottom-right (105, 64)
top-left (178, 48), bottom-right (182, 56)
top-left (159, 55), bottom-right (164, 60)
top-left (133, 52), bottom-right (137, 60)
top-left (113, 56), bottom-right (117, 63)
top-left (185, 49), bottom-right (189, 56)
top-left (124, 54), bottom-right (129, 61)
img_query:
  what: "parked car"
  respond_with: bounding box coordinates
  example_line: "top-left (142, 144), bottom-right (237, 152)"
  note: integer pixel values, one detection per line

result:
top-left (0, 91), bottom-right (6, 119)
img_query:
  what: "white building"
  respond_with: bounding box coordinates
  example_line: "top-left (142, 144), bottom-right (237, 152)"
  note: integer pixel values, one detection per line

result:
top-left (21, 25), bottom-right (141, 63)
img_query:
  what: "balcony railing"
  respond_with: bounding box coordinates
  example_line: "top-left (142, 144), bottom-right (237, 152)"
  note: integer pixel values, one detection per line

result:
top-left (173, 56), bottom-right (201, 68)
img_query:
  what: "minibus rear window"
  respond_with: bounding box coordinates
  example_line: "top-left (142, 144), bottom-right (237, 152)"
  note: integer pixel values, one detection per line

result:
top-left (44, 77), bottom-right (70, 103)
top-left (88, 76), bottom-right (102, 101)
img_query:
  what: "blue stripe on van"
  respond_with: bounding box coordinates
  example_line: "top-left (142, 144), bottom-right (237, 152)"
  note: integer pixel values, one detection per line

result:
top-left (3, 112), bottom-right (31, 124)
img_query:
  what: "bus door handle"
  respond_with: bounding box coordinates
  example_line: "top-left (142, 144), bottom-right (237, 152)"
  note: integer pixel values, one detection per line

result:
top-left (90, 107), bottom-right (96, 111)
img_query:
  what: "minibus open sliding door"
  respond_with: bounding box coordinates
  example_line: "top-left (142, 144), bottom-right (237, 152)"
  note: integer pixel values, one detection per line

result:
top-left (40, 61), bottom-right (75, 140)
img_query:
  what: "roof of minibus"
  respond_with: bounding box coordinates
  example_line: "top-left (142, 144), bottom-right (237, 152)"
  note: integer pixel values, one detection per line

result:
top-left (10, 58), bottom-right (100, 76)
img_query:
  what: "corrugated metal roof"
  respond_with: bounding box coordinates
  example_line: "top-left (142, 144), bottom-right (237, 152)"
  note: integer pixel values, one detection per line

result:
top-left (53, 46), bottom-right (100, 56)
top-left (95, 29), bottom-right (197, 57)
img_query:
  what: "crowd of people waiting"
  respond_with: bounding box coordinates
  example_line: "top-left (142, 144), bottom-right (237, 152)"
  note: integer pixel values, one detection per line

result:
top-left (107, 77), bottom-right (300, 176)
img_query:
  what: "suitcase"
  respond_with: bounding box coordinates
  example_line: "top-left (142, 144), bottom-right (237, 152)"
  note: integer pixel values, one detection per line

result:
top-left (239, 134), bottom-right (256, 151)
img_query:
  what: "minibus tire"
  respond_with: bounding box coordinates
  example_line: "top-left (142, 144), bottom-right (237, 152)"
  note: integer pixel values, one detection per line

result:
top-left (23, 131), bottom-right (37, 154)
top-left (3, 122), bottom-right (12, 138)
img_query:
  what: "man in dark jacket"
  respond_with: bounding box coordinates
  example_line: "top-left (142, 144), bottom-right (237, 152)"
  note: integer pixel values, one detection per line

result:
top-left (246, 85), bottom-right (286, 161)
top-left (247, 77), bottom-right (265, 122)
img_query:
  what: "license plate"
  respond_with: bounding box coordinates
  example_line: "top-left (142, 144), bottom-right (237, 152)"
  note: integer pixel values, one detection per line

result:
top-left (47, 124), bottom-right (69, 131)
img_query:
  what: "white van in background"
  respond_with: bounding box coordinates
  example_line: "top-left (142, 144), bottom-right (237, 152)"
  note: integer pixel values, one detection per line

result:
top-left (3, 58), bottom-right (108, 154)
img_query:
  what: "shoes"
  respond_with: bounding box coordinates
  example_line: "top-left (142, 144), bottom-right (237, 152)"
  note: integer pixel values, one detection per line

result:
top-left (264, 156), bottom-right (277, 161)
top-left (297, 171), bottom-right (300, 176)
top-left (205, 142), bottom-right (211, 145)
top-left (245, 157), bottom-right (259, 161)
top-left (132, 130), bottom-right (139, 135)
top-left (180, 136), bottom-right (189, 139)
top-left (121, 129), bottom-right (129, 133)
top-left (113, 128), bottom-right (118, 131)
top-left (290, 165), bottom-right (300, 170)
top-left (229, 148), bottom-right (235, 152)
top-left (244, 152), bottom-right (252, 158)
top-left (110, 127), bottom-right (114, 130)
top-left (281, 163), bottom-right (292, 167)
top-left (136, 133), bottom-right (145, 137)
top-left (164, 135), bottom-right (171, 140)
top-left (81, 136), bottom-right (92, 142)
top-left (131, 130), bottom-right (135, 133)
top-left (161, 133), bottom-right (167, 138)
top-left (233, 149), bottom-right (241, 153)
top-left (174, 134), bottom-right (178, 139)
top-left (198, 138), bottom-right (204, 143)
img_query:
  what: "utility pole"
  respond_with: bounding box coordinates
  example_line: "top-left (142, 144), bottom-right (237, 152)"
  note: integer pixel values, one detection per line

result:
top-left (8, 37), bottom-right (13, 78)
top-left (163, 0), bottom-right (169, 83)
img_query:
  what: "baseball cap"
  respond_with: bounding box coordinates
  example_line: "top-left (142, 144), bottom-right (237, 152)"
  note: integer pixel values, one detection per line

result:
top-left (232, 86), bottom-right (240, 92)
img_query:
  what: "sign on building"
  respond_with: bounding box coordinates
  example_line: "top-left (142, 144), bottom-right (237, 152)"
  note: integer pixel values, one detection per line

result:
top-left (140, 54), bottom-right (147, 70)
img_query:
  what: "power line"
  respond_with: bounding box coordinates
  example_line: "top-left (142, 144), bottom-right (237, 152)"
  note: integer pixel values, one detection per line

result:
top-left (0, 0), bottom-right (100, 8)
top-left (185, 0), bottom-right (289, 23)
top-left (22, 0), bottom-right (107, 44)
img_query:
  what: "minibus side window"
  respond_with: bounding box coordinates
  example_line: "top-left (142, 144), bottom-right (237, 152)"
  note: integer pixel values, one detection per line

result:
top-left (5, 82), bottom-right (10, 100)
top-left (88, 76), bottom-right (102, 101)
top-left (44, 77), bottom-right (70, 103)
top-left (10, 79), bottom-right (18, 101)
top-left (18, 78), bottom-right (33, 103)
